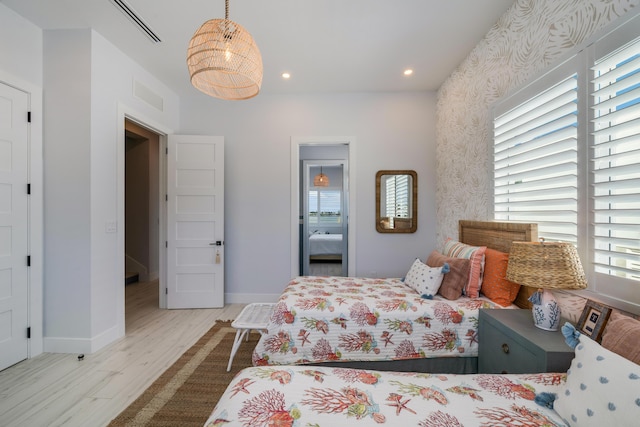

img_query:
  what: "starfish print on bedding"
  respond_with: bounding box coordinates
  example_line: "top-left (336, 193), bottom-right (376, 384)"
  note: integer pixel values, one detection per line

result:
top-left (386, 393), bottom-right (417, 415)
top-left (230, 378), bottom-right (255, 397)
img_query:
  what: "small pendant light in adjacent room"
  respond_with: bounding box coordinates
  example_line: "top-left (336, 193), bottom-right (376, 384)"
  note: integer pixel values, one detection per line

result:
top-left (314, 166), bottom-right (330, 187)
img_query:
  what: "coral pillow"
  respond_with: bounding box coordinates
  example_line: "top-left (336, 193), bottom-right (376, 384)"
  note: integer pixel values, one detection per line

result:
top-left (600, 311), bottom-right (640, 365)
top-left (441, 238), bottom-right (486, 298)
top-left (480, 248), bottom-right (521, 307)
top-left (426, 250), bottom-right (470, 300)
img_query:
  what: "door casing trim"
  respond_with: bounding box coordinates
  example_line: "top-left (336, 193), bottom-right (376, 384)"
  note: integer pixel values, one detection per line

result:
top-left (290, 136), bottom-right (356, 278)
top-left (0, 71), bottom-right (43, 359)
top-left (117, 104), bottom-right (172, 330)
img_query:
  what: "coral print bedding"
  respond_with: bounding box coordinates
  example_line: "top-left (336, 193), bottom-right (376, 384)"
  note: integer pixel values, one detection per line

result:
top-left (252, 276), bottom-right (508, 366)
top-left (204, 366), bottom-right (567, 426)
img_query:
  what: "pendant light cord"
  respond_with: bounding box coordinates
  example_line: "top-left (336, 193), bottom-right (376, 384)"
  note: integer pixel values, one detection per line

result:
top-left (225, 0), bottom-right (229, 20)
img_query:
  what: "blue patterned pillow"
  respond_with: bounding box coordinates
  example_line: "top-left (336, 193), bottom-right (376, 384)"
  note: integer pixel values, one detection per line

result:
top-left (404, 258), bottom-right (447, 299)
top-left (554, 333), bottom-right (640, 426)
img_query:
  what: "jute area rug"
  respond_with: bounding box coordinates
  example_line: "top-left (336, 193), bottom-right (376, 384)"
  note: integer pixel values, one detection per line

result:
top-left (109, 320), bottom-right (257, 427)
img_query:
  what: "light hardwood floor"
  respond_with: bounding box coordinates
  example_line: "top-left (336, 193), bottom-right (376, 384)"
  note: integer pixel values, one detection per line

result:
top-left (309, 261), bottom-right (343, 276)
top-left (0, 280), bottom-right (245, 427)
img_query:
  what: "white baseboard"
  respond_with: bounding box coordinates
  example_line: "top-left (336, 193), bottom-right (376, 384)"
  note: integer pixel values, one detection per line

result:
top-left (43, 324), bottom-right (122, 354)
top-left (44, 337), bottom-right (89, 354)
top-left (224, 293), bottom-right (281, 304)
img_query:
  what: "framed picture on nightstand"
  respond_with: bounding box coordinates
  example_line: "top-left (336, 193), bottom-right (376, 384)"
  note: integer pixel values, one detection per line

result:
top-left (577, 300), bottom-right (612, 342)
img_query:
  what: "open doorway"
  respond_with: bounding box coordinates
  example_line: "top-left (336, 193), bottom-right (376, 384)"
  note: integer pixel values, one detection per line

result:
top-left (123, 119), bottom-right (161, 321)
top-left (295, 142), bottom-right (353, 277)
top-left (303, 161), bottom-right (348, 276)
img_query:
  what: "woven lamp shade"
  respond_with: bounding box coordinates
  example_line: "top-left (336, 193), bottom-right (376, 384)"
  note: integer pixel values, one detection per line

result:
top-left (187, 18), bottom-right (263, 100)
top-left (506, 241), bottom-right (587, 290)
top-left (314, 173), bottom-right (329, 187)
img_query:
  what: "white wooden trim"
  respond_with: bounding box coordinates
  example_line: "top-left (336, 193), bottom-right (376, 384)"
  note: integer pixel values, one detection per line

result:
top-left (116, 104), bottom-right (173, 319)
top-left (290, 136), bottom-right (357, 278)
top-left (0, 69), bottom-right (44, 359)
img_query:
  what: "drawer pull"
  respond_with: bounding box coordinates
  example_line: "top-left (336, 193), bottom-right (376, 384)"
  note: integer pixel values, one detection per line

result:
top-left (502, 343), bottom-right (510, 354)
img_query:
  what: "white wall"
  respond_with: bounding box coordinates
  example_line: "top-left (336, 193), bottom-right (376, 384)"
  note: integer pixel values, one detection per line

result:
top-left (180, 91), bottom-right (437, 301)
top-left (42, 30), bottom-right (93, 344)
top-left (42, 29), bottom-right (180, 353)
top-left (90, 30), bottom-right (179, 349)
top-left (0, 3), bottom-right (42, 86)
top-left (2, 2), bottom-right (437, 353)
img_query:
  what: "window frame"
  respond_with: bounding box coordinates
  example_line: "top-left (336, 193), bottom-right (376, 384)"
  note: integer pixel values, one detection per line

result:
top-left (308, 188), bottom-right (342, 226)
top-left (491, 12), bottom-right (640, 314)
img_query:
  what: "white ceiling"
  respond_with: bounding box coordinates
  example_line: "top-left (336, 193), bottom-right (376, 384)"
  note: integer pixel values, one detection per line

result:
top-left (2, 0), bottom-right (515, 99)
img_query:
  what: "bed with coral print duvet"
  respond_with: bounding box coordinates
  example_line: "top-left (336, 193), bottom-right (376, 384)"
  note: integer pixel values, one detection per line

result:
top-left (204, 366), bottom-right (567, 426)
top-left (252, 276), bottom-right (510, 367)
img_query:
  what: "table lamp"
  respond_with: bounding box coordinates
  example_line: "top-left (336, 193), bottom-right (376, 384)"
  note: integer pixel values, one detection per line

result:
top-left (506, 239), bottom-right (587, 331)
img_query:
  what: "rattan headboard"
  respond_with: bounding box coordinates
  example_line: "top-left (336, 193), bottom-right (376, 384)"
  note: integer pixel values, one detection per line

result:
top-left (459, 220), bottom-right (538, 308)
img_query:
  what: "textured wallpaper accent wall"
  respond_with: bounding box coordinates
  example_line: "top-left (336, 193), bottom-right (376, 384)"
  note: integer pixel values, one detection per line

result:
top-left (435, 0), bottom-right (637, 318)
top-left (436, 0), bottom-right (637, 241)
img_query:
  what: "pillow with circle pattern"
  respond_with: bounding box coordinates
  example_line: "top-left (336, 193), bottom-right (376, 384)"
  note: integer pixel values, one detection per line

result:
top-left (404, 258), bottom-right (448, 299)
top-left (554, 333), bottom-right (640, 426)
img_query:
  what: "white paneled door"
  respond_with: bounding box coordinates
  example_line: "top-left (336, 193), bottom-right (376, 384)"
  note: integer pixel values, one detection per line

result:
top-left (0, 83), bottom-right (29, 370)
top-left (167, 135), bottom-right (224, 308)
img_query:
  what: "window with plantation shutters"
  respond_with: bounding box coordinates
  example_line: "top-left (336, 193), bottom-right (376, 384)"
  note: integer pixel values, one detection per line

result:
top-left (591, 34), bottom-right (640, 292)
top-left (492, 13), bottom-right (640, 310)
top-left (494, 71), bottom-right (579, 243)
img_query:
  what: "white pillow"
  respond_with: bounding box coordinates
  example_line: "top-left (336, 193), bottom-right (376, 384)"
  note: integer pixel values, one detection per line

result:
top-left (554, 334), bottom-right (640, 426)
top-left (404, 258), bottom-right (446, 299)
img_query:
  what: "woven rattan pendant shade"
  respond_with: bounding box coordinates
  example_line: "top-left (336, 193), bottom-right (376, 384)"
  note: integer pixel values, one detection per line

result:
top-left (187, 0), bottom-right (262, 100)
top-left (314, 167), bottom-right (329, 187)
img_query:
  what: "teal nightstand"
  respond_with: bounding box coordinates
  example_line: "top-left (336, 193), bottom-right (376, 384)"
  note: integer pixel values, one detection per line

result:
top-left (478, 309), bottom-right (575, 374)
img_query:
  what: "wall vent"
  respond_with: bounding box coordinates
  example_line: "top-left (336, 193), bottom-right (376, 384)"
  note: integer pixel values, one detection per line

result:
top-left (110, 0), bottom-right (162, 43)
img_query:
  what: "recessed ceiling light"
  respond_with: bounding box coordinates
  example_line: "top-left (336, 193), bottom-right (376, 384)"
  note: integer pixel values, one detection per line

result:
top-left (403, 69), bottom-right (414, 76)
top-left (282, 72), bottom-right (291, 79)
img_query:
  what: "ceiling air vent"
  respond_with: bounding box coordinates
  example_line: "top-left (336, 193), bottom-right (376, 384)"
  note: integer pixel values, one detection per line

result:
top-left (110, 0), bottom-right (162, 43)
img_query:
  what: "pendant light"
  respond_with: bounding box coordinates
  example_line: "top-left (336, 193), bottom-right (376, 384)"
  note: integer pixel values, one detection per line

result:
top-left (314, 166), bottom-right (330, 187)
top-left (187, 0), bottom-right (263, 100)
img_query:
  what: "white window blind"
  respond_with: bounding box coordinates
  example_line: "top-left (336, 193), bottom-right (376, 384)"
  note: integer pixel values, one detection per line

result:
top-left (494, 73), bottom-right (579, 242)
top-left (384, 174), bottom-right (410, 222)
top-left (591, 37), bottom-right (640, 284)
top-left (493, 14), bottom-right (640, 310)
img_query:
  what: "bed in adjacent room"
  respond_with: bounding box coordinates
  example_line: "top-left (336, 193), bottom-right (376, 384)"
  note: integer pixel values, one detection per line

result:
top-left (252, 220), bottom-right (539, 373)
top-left (309, 232), bottom-right (342, 261)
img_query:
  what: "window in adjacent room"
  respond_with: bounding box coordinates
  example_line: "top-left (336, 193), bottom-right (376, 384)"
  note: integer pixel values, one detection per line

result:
top-left (308, 190), bottom-right (342, 225)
